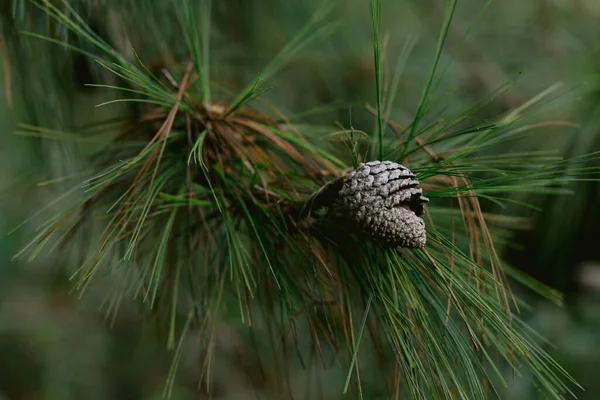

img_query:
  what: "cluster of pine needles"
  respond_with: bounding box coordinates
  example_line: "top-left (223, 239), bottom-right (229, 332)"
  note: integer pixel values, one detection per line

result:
top-left (7, 0), bottom-right (600, 398)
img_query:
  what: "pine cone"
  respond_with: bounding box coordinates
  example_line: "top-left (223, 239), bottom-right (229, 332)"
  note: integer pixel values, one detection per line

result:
top-left (337, 161), bottom-right (429, 248)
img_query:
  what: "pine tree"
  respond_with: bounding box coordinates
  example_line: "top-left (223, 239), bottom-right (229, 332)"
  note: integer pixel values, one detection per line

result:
top-left (3, 0), bottom-right (598, 398)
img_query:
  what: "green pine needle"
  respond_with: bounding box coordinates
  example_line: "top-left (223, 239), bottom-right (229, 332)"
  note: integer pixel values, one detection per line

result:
top-left (8, 1), bottom-right (600, 399)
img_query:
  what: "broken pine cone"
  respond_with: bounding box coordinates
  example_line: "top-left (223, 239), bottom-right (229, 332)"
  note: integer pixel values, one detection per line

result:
top-left (336, 161), bottom-right (429, 249)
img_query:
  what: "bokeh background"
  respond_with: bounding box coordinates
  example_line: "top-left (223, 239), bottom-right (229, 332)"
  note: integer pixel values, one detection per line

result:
top-left (1, 0), bottom-right (600, 398)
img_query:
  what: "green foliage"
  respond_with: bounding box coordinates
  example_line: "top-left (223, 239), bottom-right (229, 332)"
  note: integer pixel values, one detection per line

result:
top-left (6, 0), bottom-right (600, 399)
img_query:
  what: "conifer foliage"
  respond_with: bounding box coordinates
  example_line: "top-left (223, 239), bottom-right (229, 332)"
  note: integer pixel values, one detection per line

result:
top-left (6, 0), bottom-right (599, 398)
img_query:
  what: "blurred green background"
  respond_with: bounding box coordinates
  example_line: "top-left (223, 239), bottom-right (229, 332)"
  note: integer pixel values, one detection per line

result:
top-left (1, 0), bottom-right (600, 398)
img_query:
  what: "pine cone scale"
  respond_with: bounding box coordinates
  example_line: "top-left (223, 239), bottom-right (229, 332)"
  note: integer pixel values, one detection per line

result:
top-left (337, 161), bottom-right (428, 248)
